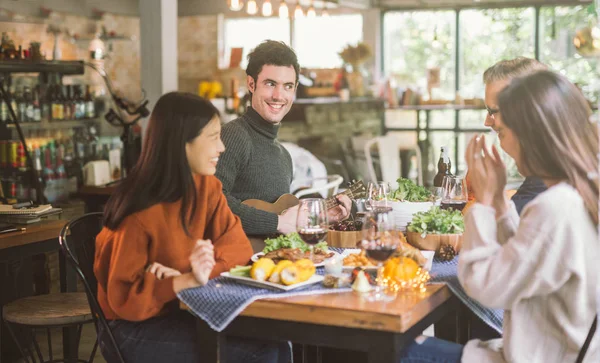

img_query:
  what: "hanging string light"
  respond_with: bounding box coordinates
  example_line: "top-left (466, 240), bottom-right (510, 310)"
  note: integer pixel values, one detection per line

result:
top-left (262, 0), bottom-right (273, 16)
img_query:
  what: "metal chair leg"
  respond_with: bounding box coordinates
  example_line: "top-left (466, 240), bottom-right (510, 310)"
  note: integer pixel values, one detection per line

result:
top-left (31, 329), bottom-right (45, 363)
top-left (87, 338), bottom-right (99, 363)
top-left (3, 320), bottom-right (33, 363)
top-left (47, 328), bottom-right (54, 362)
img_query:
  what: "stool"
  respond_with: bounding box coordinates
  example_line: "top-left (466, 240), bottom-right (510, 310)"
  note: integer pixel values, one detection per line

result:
top-left (2, 292), bottom-right (96, 363)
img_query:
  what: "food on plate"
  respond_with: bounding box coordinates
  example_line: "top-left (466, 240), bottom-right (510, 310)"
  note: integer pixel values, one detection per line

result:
top-left (243, 258), bottom-right (316, 286)
top-left (342, 232), bottom-right (427, 267)
top-left (250, 258), bottom-right (275, 282)
top-left (280, 259), bottom-right (316, 286)
top-left (263, 232), bottom-right (328, 254)
top-left (263, 247), bottom-right (334, 264)
top-left (229, 265), bottom-right (251, 277)
top-left (343, 250), bottom-right (375, 267)
top-left (268, 260), bottom-right (294, 284)
top-left (394, 232), bottom-right (427, 266)
top-left (389, 178), bottom-right (434, 202)
top-left (351, 270), bottom-right (372, 292)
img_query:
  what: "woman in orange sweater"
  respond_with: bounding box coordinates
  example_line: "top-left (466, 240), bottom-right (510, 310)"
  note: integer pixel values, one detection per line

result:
top-left (94, 92), bottom-right (289, 362)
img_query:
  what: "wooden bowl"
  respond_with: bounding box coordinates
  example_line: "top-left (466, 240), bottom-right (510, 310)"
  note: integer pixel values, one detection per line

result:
top-left (406, 231), bottom-right (463, 253)
top-left (327, 230), bottom-right (362, 248)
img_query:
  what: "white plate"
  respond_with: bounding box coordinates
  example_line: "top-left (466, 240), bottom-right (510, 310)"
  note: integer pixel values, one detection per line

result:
top-left (251, 251), bottom-right (341, 267)
top-left (220, 272), bottom-right (324, 291)
top-left (340, 249), bottom-right (435, 271)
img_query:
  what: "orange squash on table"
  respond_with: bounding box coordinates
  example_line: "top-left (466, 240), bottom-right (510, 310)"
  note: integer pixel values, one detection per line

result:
top-left (383, 257), bottom-right (420, 282)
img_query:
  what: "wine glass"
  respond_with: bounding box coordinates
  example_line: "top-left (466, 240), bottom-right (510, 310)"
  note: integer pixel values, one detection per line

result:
top-left (296, 198), bottom-right (329, 261)
top-left (360, 211), bottom-right (398, 302)
top-left (366, 181), bottom-right (392, 213)
top-left (441, 176), bottom-right (468, 212)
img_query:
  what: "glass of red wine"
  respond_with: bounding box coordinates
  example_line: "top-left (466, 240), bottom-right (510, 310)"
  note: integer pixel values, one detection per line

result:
top-left (296, 198), bottom-right (329, 261)
top-left (441, 176), bottom-right (468, 212)
top-left (360, 211), bottom-right (398, 302)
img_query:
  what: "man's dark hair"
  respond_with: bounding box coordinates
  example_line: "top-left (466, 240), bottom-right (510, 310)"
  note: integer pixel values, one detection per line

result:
top-left (246, 40), bottom-right (300, 84)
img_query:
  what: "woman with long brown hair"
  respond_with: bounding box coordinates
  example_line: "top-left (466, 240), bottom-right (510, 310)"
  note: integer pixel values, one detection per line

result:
top-left (458, 70), bottom-right (599, 362)
top-left (94, 92), bottom-right (289, 362)
top-left (396, 71), bottom-right (598, 362)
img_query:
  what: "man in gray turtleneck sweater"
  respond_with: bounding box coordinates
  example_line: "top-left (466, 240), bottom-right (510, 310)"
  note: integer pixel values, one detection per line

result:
top-left (215, 40), bottom-right (350, 245)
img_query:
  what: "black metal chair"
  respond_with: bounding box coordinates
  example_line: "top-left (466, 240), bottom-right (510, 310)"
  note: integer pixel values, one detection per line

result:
top-left (58, 212), bottom-right (125, 363)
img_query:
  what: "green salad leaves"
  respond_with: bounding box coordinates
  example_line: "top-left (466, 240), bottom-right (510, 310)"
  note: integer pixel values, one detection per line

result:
top-left (262, 232), bottom-right (328, 253)
top-left (407, 207), bottom-right (464, 236)
top-left (389, 178), bottom-right (434, 202)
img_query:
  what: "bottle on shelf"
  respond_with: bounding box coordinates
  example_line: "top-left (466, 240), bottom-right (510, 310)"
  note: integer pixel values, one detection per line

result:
top-left (32, 85), bottom-right (41, 122)
top-left (84, 85), bottom-right (95, 119)
top-left (433, 146), bottom-right (452, 188)
top-left (74, 85), bottom-right (85, 119)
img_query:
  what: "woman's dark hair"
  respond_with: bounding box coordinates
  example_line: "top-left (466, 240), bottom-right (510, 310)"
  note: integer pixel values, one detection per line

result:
top-left (246, 40), bottom-right (300, 85)
top-left (498, 70), bottom-right (598, 224)
top-left (103, 92), bottom-right (220, 236)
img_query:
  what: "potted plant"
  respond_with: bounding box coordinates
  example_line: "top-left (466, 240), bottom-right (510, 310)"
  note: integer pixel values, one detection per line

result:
top-left (384, 178), bottom-right (436, 231)
top-left (406, 207), bottom-right (464, 261)
top-left (338, 42), bottom-right (372, 97)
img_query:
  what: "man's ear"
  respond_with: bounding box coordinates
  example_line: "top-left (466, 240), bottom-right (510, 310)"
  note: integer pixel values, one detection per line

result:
top-left (247, 75), bottom-right (255, 94)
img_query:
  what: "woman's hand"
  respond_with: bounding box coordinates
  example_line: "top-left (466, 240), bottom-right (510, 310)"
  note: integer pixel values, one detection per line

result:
top-left (173, 240), bottom-right (216, 293)
top-left (146, 262), bottom-right (182, 280)
top-left (189, 239), bottom-right (216, 287)
top-left (465, 135), bottom-right (507, 207)
top-left (327, 195), bottom-right (352, 222)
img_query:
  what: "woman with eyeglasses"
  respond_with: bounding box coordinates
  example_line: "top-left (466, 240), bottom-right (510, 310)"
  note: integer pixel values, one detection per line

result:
top-left (397, 71), bottom-right (599, 362)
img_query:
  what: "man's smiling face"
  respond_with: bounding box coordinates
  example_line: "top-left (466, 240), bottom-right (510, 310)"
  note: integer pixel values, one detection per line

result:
top-left (247, 64), bottom-right (297, 124)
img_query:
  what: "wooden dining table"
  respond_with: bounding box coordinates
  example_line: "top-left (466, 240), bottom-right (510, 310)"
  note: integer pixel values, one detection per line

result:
top-left (187, 283), bottom-right (459, 363)
top-left (0, 219), bottom-right (80, 363)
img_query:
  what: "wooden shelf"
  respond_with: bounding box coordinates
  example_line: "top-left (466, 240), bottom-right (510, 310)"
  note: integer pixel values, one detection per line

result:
top-left (6, 118), bottom-right (100, 130)
top-left (0, 60), bottom-right (84, 75)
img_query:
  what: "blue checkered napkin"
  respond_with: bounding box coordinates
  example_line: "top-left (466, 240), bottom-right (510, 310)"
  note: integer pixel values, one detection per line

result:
top-left (177, 247), bottom-right (351, 332)
top-left (430, 257), bottom-right (504, 333)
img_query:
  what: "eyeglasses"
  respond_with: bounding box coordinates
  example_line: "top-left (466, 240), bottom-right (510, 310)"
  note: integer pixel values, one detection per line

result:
top-left (485, 105), bottom-right (500, 118)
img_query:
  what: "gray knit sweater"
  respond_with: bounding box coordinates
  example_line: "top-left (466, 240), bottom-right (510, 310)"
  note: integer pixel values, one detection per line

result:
top-left (215, 108), bottom-right (293, 236)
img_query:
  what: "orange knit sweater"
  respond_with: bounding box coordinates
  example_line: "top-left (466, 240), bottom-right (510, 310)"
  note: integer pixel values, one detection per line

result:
top-left (94, 175), bottom-right (253, 321)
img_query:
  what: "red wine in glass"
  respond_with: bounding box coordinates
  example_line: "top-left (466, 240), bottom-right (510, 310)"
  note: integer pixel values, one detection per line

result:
top-left (298, 228), bottom-right (328, 245)
top-left (440, 200), bottom-right (467, 212)
top-left (365, 245), bottom-right (397, 262)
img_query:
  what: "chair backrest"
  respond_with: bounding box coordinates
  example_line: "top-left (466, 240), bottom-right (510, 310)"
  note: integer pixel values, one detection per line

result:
top-left (294, 174), bottom-right (344, 199)
top-left (58, 212), bottom-right (125, 363)
top-left (364, 134), bottom-right (423, 190)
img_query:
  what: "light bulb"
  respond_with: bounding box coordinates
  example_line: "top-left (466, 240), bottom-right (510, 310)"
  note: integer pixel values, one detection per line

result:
top-left (247, 0), bottom-right (258, 15)
top-left (294, 4), bottom-right (304, 18)
top-left (228, 0), bottom-right (244, 11)
top-left (262, 0), bottom-right (273, 16)
top-left (307, 5), bottom-right (316, 17)
top-left (279, 1), bottom-right (289, 18)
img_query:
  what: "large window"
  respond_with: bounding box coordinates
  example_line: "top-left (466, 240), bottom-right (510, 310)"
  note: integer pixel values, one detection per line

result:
top-left (223, 17), bottom-right (290, 69)
top-left (293, 14), bottom-right (363, 69)
top-left (459, 8), bottom-right (536, 99)
top-left (384, 11), bottom-right (456, 101)
top-left (539, 5), bottom-right (599, 103)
